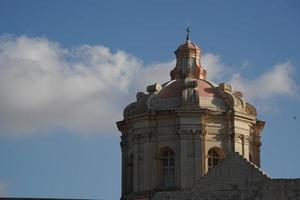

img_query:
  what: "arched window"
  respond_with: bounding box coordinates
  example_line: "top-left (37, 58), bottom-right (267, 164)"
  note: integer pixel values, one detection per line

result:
top-left (181, 57), bottom-right (196, 74)
top-left (128, 153), bottom-right (134, 193)
top-left (161, 148), bottom-right (175, 189)
top-left (207, 148), bottom-right (222, 171)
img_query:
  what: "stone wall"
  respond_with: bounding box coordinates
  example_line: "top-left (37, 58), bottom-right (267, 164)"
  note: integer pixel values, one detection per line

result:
top-left (154, 153), bottom-right (300, 200)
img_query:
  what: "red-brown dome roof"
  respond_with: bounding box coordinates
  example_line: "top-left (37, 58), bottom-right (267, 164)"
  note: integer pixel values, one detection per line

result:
top-left (159, 79), bottom-right (219, 99)
top-left (174, 40), bottom-right (200, 55)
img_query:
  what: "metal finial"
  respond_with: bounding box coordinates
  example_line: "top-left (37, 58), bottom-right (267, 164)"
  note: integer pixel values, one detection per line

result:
top-left (186, 22), bottom-right (191, 41)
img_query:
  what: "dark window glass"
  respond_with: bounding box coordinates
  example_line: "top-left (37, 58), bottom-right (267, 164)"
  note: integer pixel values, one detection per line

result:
top-left (162, 149), bottom-right (175, 189)
top-left (181, 58), bottom-right (195, 74)
top-left (181, 58), bottom-right (188, 74)
top-left (128, 154), bottom-right (134, 193)
top-left (208, 149), bottom-right (220, 171)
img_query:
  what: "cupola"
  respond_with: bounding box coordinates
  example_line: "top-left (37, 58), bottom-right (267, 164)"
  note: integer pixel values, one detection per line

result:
top-left (170, 30), bottom-right (207, 80)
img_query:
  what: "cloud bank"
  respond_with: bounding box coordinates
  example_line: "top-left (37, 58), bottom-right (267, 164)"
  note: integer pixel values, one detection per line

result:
top-left (228, 62), bottom-right (297, 101)
top-left (0, 36), bottom-right (297, 135)
top-left (0, 36), bottom-right (140, 135)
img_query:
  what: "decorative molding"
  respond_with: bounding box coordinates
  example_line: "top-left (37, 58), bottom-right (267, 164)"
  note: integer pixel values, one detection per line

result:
top-left (146, 83), bottom-right (162, 94)
top-left (232, 133), bottom-right (244, 143)
top-left (182, 88), bottom-right (199, 106)
top-left (244, 135), bottom-right (250, 144)
top-left (176, 128), bottom-right (203, 139)
top-left (184, 80), bottom-right (198, 88)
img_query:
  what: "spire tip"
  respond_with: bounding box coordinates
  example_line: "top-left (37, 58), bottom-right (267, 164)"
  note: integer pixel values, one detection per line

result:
top-left (185, 20), bottom-right (191, 41)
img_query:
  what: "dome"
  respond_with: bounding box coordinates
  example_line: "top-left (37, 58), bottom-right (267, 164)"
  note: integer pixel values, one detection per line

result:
top-left (145, 78), bottom-right (226, 110)
top-left (159, 79), bottom-right (219, 99)
top-left (122, 38), bottom-right (259, 119)
top-left (174, 40), bottom-right (201, 55)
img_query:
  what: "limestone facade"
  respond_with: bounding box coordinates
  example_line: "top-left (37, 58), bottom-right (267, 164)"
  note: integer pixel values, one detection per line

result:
top-left (116, 39), bottom-right (299, 200)
top-left (154, 153), bottom-right (300, 200)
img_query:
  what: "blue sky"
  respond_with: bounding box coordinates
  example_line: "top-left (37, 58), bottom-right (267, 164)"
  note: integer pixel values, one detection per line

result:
top-left (0, 0), bottom-right (299, 200)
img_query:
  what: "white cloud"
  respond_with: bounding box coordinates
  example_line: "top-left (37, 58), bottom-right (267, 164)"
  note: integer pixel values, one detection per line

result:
top-left (0, 36), bottom-right (140, 135)
top-left (228, 62), bottom-right (298, 101)
top-left (134, 60), bottom-right (175, 91)
top-left (201, 53), bottom-right (226, 81)
top-left (0, 35), bottom-right (297, 136)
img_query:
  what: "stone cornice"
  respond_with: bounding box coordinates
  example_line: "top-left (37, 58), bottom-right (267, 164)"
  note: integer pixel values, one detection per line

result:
top-left (177, 129), bottom-right (203, 139)
top-left (232, 112), bottom-right (256, 122)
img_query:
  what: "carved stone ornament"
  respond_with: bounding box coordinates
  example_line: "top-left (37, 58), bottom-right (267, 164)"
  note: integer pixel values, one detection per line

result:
top-left (244, 135), bottom-right (250, 144)
top-left (123, 92), bottom-right (149, 117)
top-left (233, 133), bottom-right (243, 143)
top-left (147, 83), bottom-right (162, 94)
top-left (219, 83), bottom-right (233, 92)
top-left (149, 96), bottom-right (160, 108)
top-left (218, 82), bottom-right (247, 112)
top-left (182, 88), bottom-right (199, 106)
top-left (136, 92), bottom-right (146, 101)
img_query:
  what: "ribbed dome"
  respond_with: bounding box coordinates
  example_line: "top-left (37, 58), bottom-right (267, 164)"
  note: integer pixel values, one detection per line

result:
top-left (174, 40), bottom-right (200, 54)
top-left (144, 77), bottom-right (225, 110)
top-left (159, 79), bottom-right (218, 99)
